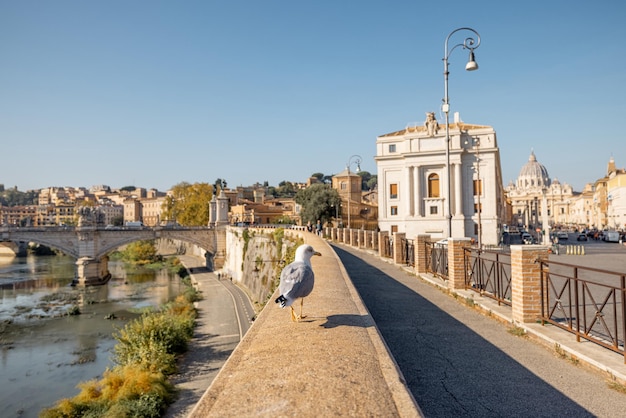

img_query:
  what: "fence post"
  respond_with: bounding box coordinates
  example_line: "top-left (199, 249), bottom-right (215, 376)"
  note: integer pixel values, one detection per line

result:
top-left (415, 234), bottom-right (430, 274)
top-left (448, 238), bottom-right (471, 291)
top-left (511, 244), bottom-right (546, 324)
top-left (392, 232), bottom-right (405, 264)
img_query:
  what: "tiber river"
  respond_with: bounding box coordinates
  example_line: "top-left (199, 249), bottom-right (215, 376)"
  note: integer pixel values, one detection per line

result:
top-left (0, 254), bottom-right (186, 418)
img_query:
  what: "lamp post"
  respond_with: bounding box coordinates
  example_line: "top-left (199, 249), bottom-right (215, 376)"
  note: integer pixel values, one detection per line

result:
top-left (346, 155), bottom-right (362, 230)
top-left (443, 27), bottom-right (481, 238)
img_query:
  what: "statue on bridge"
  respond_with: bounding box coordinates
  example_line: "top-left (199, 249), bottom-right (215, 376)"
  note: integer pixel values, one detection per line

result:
top-left (77, 206), bottom-right (105, 227)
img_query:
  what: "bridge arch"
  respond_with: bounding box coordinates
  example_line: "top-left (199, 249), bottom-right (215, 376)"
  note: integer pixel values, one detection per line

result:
top-left (0, 226), bottom-right (223, 285)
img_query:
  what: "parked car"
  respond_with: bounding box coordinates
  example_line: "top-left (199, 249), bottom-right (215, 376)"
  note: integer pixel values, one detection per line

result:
top-left (522, 233), bottom-right (533, 244)
top-left (577, 234), bottom-right (588, 241)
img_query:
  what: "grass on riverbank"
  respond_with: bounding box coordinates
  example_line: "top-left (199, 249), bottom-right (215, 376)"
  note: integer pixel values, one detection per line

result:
top-left (40, 262), bottom-right (199, 418)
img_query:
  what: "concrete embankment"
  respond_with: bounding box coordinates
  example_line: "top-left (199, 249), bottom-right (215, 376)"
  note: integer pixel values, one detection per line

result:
top-left (189, 233), bottom-right (422, 417)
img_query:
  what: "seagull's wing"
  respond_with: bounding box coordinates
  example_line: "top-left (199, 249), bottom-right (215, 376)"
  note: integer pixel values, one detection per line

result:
top-left (279, 261), bottom-right (315, 305)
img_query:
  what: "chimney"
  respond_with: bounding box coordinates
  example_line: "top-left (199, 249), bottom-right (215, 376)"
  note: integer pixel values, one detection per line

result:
top-left (454, 112), bottom-right (460, 124)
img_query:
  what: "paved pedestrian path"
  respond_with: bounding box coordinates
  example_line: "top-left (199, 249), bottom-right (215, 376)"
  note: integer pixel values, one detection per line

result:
top-left (333, 243), bottom-right (626, 417)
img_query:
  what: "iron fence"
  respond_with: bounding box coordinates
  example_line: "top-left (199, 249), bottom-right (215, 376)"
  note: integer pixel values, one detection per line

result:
top-left (426, 241), bottom-right (448, 279)
top-left (463, 248), bottom-right (512, 306)
top-left (539, 259), bottom-right (626, 361)
top-left (401, 238), bottom-right (415, 266)
top-left (381, 235), bottom-right (393, 258)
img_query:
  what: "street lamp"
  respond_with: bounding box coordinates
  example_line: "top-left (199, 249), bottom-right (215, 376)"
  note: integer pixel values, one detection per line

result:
top-left (346, 155), bottom-right (362, 229)
top-left (443, 27), bottom-right (481, 238)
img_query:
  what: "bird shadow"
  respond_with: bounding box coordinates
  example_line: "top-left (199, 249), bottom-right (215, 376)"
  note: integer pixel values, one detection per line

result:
top-left (320, 314), bottom-right (373, 329)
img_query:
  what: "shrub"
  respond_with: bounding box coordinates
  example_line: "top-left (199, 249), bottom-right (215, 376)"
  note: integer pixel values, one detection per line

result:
top-left (41, 286), bottom-right (197, 417)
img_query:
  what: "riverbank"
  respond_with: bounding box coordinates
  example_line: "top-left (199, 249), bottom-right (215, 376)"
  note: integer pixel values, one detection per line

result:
top-left (0, 256), bottom-right (187, 418)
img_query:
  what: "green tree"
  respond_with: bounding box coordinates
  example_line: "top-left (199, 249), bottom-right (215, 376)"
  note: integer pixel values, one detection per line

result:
top-left (123, 240), bottom-right (158, 264)
top-left (111, 215), bottom-right (124, 226)
top-left (310, 173), bottom-right (324, 182)
top-left (366, 174), bottom-right (378, 191)
top-left (162, 182), bottom-right (213, 226)
top-left (0, 187), bottom-right (37, 206)
top-left (275, 181), bottom-right (296, 197)
top-left (295, 184), bottom-right (341, 225)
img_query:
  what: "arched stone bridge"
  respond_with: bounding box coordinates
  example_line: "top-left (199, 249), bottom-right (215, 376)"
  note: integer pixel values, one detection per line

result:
top-left (0, 225), bottom-right (223, 285)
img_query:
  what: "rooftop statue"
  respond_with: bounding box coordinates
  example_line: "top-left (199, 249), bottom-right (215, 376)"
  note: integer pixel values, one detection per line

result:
top-left (424, 112), bottom-right (439, 137)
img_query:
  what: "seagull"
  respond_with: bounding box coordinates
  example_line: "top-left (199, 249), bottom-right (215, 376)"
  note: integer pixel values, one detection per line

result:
top-left (275, 244), bottom-right (321, 322)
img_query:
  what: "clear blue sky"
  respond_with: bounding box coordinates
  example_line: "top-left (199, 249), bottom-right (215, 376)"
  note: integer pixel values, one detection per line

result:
top-left (2, 1), bottom-right (625, 193)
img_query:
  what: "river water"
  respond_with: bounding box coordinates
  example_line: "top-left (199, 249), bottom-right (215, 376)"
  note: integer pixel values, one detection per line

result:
top-left (0, 255), bottom-right (186, 418)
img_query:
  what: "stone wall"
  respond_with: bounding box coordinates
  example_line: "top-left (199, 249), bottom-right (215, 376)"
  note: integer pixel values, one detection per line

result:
top-left (222, 227), bottom-right (304, 307)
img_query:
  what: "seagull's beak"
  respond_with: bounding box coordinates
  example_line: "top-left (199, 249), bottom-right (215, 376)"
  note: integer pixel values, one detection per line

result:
top-left (313, 251), bottom-right (322, 256)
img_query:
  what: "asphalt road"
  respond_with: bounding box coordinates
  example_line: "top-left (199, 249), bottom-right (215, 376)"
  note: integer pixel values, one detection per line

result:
top-left (332, 244), bottom-right (626, 418)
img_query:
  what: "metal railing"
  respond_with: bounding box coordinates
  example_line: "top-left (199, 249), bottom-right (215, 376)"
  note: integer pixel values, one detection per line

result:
top-left (464, 248), bottom-right (512, 306)
top-left (539, 259), bottom-right (626, 361)
top-left (381, 235), bottom-right (393, 258)
top-left (401, 238), bottom-right (415, 266)
top-left (426, 241), bottom-right (448, 279)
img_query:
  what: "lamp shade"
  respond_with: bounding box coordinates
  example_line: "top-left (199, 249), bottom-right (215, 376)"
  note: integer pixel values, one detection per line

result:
top-left (465, 50), bottom-right (478, 71)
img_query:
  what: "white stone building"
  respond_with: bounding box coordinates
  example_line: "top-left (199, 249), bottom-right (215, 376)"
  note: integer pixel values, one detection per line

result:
top-left (375, 112), bottom-right (506, 245)
top-left (505, 151), bottom-right (575, 236)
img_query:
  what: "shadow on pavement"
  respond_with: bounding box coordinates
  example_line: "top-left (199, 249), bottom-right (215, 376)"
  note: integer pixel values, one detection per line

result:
top-left (332, 245), bottom-right (594, 418)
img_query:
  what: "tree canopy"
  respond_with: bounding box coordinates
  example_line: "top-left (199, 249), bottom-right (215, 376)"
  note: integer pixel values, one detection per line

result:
top-left (0, 187), bottom-right (37, 206)
top-left (162, 182), bottom-right (213, 226)
top-left (295, 183), bottom-right (342, 225)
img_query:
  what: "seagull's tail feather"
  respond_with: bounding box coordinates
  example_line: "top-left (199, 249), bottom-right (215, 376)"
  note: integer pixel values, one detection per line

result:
top-left (275, 295), bottom-right (287, 308)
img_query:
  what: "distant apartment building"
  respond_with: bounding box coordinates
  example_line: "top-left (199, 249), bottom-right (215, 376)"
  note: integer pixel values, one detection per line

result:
top-left (123, 199), bottom-right (143, 224)
top-left (140, 195), bottom-right (167, 226)
top-left (97, 204), bottom-right (124, 226)
top-left (0, 205), bottom-right (36, 226)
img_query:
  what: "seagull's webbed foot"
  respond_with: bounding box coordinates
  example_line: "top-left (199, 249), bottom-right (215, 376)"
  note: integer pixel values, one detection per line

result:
top-left (290, 306), bottom-right (301, 322)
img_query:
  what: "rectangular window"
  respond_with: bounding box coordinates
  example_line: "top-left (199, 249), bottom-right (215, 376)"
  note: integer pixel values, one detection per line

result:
top-left (389, 144), bottom-right (396, 153)
top-left (430, 206), bottom-right (437, 215)
top-left (474, 203), bottom-right (482, 214)
top-left (390, 206), bottom-right (398, 216)
top-left (390, 183), bottom-right (398, 199)
top-left (473, 179), bottom-right (483, 196)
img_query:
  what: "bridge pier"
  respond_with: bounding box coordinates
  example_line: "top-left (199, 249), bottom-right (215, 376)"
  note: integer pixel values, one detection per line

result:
top-left (73, 256), bottom-right (111, 286)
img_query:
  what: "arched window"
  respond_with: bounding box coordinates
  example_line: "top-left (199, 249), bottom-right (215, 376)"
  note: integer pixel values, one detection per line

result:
top-left (428, 173), bottom-right (440, 198)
